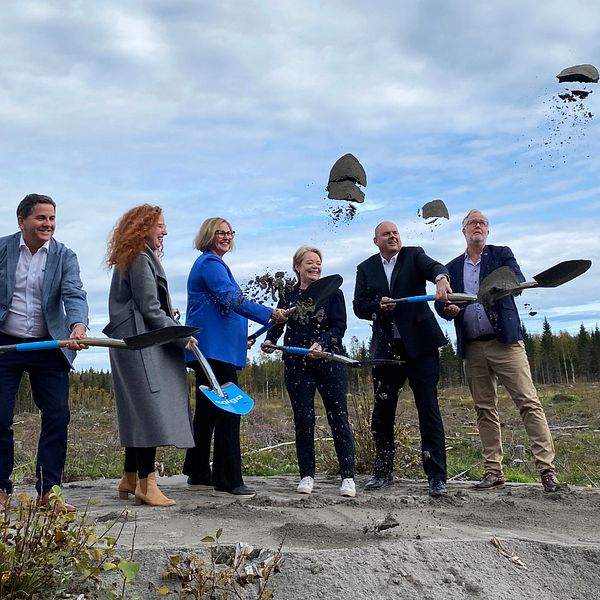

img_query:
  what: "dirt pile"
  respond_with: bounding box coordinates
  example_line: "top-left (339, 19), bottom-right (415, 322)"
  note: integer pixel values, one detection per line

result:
top-left (52, 475), bottom-right (600, 599)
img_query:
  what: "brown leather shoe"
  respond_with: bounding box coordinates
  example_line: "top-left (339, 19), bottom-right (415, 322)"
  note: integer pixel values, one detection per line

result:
top-left (473, 472), bottom-right (505, 490)
top-left (36, 491), bottom-right (77, 513)
top-left (541, 469), bottom-right (561, 493)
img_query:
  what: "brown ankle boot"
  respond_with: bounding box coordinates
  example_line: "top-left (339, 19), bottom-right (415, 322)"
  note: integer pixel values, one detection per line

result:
top-left (118, 471), bottom-right (138, 499)
top-left (135, 472), bottom-right (175, 507)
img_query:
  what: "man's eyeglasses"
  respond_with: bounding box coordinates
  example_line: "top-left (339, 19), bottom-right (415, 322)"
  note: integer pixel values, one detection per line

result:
top-left (215, 230), bottom-right (235, 238)
top-left (465, 219), bottom-right (488, 227)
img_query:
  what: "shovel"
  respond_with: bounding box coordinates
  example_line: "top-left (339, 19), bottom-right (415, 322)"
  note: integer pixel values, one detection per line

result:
top-left (248, 274), bottom-right (343, 341)
top-left (478, 259), bottom-right (592, 308)
top-left (188, 343), bottom-right (255, 415)
top-left (381, 293), bottom-right (477, 305)
top-left (261, 343), bottom-right (403, 368)
top-left (0, 325), bottom-right (198, 354)
top-left (171, 310), bottom-right (255, 415)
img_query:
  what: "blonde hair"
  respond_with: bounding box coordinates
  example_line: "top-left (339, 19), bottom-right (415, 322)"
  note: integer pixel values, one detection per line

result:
top-left (194, 217), bottom-right (235, 252)
top-left (292, 245), bottom-right (322, 279)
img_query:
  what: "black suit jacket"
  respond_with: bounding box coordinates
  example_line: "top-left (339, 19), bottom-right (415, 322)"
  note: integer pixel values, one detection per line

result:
top-left (353, 247), bottom-right (448, 359)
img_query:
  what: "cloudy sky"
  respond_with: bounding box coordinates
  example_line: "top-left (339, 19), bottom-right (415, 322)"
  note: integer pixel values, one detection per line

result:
top-left (1, 1), bottom-right (599, 370)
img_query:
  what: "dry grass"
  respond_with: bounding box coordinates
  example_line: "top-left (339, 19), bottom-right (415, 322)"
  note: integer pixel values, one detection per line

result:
top-left (9, 383), bottom-right (600, 487)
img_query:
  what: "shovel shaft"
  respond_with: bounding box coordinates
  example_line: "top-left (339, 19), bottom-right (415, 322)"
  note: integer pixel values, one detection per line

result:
top-left (0, 338), bottom-right (130, 354)
top-left (382, 293), bottom-right (477, 305)
top-left (188, 343), bottom-right (227, 398)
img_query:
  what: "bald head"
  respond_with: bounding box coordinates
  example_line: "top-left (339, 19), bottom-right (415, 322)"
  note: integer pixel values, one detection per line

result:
top-left (374, 221), bottom-right (401, 260)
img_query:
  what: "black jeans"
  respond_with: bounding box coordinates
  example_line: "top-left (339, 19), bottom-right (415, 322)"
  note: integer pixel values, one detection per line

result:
top-left (183, 359), bottom-right (243, 489)
top-left (284, 356), bottom-right (355, 480)
top-left (371, 345), bottom-right (446, 482)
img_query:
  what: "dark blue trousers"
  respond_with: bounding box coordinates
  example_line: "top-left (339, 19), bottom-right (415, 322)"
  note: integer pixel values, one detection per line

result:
top-left (284, 356), bottom-right (355, 480)
top-left (0, 333), bottom-right (71, 495)
top-left (371, 347), bottom-right (447, 482)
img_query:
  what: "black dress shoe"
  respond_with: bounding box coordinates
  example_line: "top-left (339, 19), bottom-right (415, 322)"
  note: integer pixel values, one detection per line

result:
top-left (429, 479), bottom-right (447, 497)
top-left (364, 475), bottom-right (394, 491)
top-left (213, 484), bottom-right (256, 499)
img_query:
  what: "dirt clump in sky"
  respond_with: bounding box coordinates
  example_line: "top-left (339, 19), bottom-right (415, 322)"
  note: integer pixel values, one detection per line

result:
top-left (326, 202), bottom-right (358, 227)
top-left (556, 63), bottom-right (599, 83)
top-left (532, 86), bottom-right (594, 167)
top-left (418, 199), bottom-right (450, 230)
top-left (326, 153), bottom-right (366, 227)
top-left (244, 271), bottom-right (297, 304)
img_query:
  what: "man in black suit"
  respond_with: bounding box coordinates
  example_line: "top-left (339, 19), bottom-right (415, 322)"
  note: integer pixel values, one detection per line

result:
top-left (353, 221), bottom-right (451, 496)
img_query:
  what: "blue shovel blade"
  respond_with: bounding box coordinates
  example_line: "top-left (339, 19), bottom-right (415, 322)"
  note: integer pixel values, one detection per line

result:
top-left (199, 382), bottom-right (255, 415)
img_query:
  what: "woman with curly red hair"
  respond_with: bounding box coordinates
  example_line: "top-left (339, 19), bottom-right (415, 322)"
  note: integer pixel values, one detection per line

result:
top-left (104, 204), bottom-right (195, 507)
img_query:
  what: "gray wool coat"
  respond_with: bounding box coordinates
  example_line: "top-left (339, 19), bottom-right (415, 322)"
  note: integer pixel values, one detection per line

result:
top-left (103, 247), bottom-right (194, 448)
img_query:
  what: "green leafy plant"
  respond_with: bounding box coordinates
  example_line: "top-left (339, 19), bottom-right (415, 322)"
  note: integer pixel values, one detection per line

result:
top-left (159, 529), bottom-right (283, 599)
top-left (0, 486), bottom-right (139, 599)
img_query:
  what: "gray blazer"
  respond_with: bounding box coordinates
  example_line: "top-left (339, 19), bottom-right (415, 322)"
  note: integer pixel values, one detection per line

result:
top-left (0, 232), bottom-right (88, 367)
top-left (103, 247), bottom-right (194, 448)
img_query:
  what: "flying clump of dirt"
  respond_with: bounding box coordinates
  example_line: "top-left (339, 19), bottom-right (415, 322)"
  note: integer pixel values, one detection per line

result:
top-left (326, 203), bottom-right (358, 227)
top-left (530, 63), bottom-right (598, 168)
top-left (418, 199), bottom-right (450, 230)
top-left (523, 302), bottom-right (538, 317)
top-left (326, 153), bottom-right (366, 227)
top-left (556, 64), bottom-right (599, 83)
top-left (243, 271), bottom-right (297, 304)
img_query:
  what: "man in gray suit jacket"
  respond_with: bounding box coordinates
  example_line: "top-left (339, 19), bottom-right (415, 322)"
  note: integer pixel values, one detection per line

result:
top-left (0, 194), bottom-right (88, 511)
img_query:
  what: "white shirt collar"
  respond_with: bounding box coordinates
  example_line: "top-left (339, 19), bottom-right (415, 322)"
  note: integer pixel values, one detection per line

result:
top-left (380, 253), bottom-right (398, 265)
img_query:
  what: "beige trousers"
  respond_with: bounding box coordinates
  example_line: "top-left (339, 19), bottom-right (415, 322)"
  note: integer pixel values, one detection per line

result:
top-left (463, 339), bottom-right (555, 474)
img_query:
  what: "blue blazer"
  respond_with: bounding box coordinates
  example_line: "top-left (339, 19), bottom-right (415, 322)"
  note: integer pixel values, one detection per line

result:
top-left (434, 244), bottom-right (525, 358)
top-left (184, 251), bottom-right (272, 368)
top-left (0, 232), bottom-right (89, 367)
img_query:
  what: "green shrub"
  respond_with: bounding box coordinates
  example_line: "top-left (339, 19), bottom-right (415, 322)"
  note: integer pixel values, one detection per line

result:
top-left (0, 486), bottom-right (139, 599)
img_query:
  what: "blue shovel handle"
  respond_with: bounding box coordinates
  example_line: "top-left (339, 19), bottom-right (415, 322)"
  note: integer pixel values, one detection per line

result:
top-left (16, 340), bottom-right (61, 351)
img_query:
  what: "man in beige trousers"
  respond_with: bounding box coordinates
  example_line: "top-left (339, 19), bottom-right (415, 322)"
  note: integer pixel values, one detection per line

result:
top-left (435, 209), bottom-right (560, 492)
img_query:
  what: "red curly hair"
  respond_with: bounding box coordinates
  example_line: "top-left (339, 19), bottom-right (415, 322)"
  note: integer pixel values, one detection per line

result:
top-left (106, 204), bottom-right (163, 270)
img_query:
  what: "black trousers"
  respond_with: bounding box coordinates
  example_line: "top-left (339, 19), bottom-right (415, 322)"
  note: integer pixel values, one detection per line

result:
top-left (182, 359), bottom-right (243, 489)
top-left (284, 356), bottom-right (355, 480)
top-left (0, 333), bottom-right (70, 495)
top-left (124, 446), bottom-right (156, 479)
top-left (371, 345), bottom-right (446, 482)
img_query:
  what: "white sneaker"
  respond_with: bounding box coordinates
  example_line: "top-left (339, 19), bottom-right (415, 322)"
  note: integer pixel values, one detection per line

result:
top-left (340, 478), bottom-right (356, 498)
top-left (297, 476), bottom-right (314, 494)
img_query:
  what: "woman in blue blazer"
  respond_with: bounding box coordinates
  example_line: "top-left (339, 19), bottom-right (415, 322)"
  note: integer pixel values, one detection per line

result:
top-left (182, 217), bottom-right (287, 498)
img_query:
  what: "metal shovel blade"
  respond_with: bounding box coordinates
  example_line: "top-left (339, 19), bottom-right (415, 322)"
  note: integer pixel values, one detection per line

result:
top-left (297, 274), bottom-right (343, 307)
top-left (199, 382), bottom-right (255, 415)
top-left (248, 274), bottom-right (343, 341)
top-left (123, 325), bottom-right (198, 349)
top-left (532, 259), bottom-right (592, 287)
top-left (478, 259), bottom-right (593, 308)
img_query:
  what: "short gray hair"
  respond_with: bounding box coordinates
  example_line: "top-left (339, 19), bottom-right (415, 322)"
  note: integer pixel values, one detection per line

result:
top-left (462, 209), bottom-right (488, 227)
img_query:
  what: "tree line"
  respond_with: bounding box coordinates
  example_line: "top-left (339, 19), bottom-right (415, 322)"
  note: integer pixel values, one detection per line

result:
top-left (13, 319), bottom-right (600, 413)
